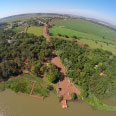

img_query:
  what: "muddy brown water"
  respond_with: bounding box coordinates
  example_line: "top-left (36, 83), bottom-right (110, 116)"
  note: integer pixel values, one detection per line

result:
top-left (0, 90), bottom-right (116, 116)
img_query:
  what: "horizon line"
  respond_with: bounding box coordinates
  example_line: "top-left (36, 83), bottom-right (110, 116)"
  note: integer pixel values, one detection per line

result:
top-left (0, 12), bottom-right (116, 27)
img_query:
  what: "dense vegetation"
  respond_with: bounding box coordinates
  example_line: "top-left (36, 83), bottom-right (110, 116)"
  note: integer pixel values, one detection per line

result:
top-left (51, 38), bottom-right (116, 100)
top-left (0, 31), bottom-right (52, 81)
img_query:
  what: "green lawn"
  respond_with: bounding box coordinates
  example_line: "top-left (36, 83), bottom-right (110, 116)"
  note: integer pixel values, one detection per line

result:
top-left (13, 26), bottom-right (25, 32)
top-left (0, 74), bottom-right (50, 97)
top-left (51, 19), bottom-right (116, 41)
top-left (49, 26), bottom-right (115, 44)
top-left (27, 26), bottom-right (43, 36)
top-left (84, 93), bottom-right (116, 111)
top-left (78, 38), bottom-right (116, 55)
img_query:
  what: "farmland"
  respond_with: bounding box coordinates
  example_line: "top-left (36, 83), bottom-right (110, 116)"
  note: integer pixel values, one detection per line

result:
top-left (51, 19), bottom-right (116, 42)
top-left (49, 26), bottom-right (116, 44)
top-left (27, 26), bottom-right (43, 36)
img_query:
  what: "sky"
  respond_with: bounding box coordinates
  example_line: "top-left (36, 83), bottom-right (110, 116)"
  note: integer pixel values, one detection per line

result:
top-left (0, 0), bottom-right (116, 25)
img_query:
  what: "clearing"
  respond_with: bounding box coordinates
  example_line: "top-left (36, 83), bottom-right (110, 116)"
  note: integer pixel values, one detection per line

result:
top-left (27, 26), bottom-right (43, 36)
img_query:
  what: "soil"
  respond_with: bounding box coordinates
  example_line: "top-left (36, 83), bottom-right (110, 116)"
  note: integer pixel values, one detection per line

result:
top-left (30, 80), bottom-right (36, 95)
top-left (43, 24), bottom-right (50, 41)
top-left (43, 24), bottom-right (80, 101)
top-left (114, 37), bottom-right (116, 41)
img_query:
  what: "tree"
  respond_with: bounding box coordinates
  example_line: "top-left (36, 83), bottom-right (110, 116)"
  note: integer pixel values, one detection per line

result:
top-left (70, 92), bottom-right (77, 100)
top-left (47, 64), bottom-right (61, 83)
top-left (47, 85), bottom-right (54, 91)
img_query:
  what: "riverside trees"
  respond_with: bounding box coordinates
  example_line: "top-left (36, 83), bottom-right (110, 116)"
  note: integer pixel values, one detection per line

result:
top-left (51, 38), bottom-right (116, 99)
top-left (0, 31), bottom-right (52, 80)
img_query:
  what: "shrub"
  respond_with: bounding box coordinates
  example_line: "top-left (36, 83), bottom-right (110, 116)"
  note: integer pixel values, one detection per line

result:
top-left (58, 96), bottom-right (63, 102)
top-left (47, 85), bottom-right (54, 91)
top-left (70, 92), bottom-right (77, 100)
top-left (10, 81), bottom-right (27, 93)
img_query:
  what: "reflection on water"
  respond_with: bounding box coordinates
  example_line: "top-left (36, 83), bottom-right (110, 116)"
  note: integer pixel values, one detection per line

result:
top-left (0, 90), bottom-right (116, 116)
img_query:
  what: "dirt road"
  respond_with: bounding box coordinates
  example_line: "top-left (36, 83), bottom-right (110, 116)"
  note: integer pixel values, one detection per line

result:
top-left (43, 23), bottom-right (80, 102)
top-left (43, 24), bottom-right (50, 41)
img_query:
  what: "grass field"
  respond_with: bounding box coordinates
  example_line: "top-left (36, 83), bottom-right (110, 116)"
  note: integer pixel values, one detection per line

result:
top-left (27, 26), bottom-right (43, 36)
top-left (13, 26), bottom-right (25, 32)
top-left (49, 26), bottom-right (115, 44)
top-left (78, 38), bottom-right (116, 55)
top-left (0, 74), bottom-right (49, 97)
top-left (51, 19), bottom-right (116, 41)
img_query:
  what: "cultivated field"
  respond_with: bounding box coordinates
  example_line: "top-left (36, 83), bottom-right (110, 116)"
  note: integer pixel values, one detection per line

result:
top-left (27, 26), bottom-right (43, 36)
top-left (51, 19), bottom-right (116, 41)
top-left (49, 26), bottom-right (115, 44)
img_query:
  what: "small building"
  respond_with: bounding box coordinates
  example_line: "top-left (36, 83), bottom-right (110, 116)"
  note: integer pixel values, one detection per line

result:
top-left (61, 100), bottom-right (67, 108)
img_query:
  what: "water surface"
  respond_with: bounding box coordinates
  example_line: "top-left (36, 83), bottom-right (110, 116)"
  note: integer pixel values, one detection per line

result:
top-left (0, 90), bottom-right (116, 116)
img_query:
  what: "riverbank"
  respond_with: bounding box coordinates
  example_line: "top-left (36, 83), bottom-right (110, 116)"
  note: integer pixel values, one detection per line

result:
top-left (0, 90), bottom-right (116, 116)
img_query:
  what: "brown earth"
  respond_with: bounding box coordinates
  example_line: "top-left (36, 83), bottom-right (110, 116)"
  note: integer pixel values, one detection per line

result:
top-left (30, 80), bottom-right (36, 95)
top-left (59, 26), bottom-right (65, 28)
top-left (51, 19), bottom-right (61, 22)
top-left (51, 51), bottom-right (80, 100)
top-left (43, 23), bottom-right (80, 102)
top-left (43, 24), bottom-right (50, 41)
top-left (114, 37), bottom-right (116, 41)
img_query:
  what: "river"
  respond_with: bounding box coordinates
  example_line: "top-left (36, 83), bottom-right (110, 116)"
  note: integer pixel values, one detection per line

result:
top-left (0, 90), bottom-right (116, 116)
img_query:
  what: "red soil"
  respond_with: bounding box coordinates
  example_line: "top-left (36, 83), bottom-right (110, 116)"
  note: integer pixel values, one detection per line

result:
top-left (58, 78), bottom-right (80, 100)
top-left (51, 51), bottom-right (80, 100)
top-left (43, 24), bottom-right (50, 41)
top-left (79, 43), bottom-right (84, 47)
top-left (51, 19), bottom-right (61, 22)
top-left (51, 52), bottom-right (66, 74)
top-left (23, 70), bottom-right (30, 74)
top-left (59, 25), bottom-right (65, 28)
top-left (30, 80), bottom-right (36, 95)
top-left (114, 37), bottom-right (116, 41)
top-left (43, 23), bottom-right (80, 106)
top-left (18, 92), bottom-right (44, 100)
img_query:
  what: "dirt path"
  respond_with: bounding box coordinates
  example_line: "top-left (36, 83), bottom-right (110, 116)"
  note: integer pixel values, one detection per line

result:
top-left (43, 23), bottom-right (80, 107)
top-left (30, 80), bottom-right (36, 95)
top-left (18, 80), bottom-right (44, 100)
top-left (18, 92), bottom-right (44, 100)
top-left (51, 51), bottom-right (80, 100)
top-left (43, 24), bottom-right (50, 41)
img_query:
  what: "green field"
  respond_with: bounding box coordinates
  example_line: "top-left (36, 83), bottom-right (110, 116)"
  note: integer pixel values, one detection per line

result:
top-left (51, 35), bottom-right (116, 55)
top-left (78, 38), bottom-right (116, 55)
top-left (49, 26), bottom-right (115, 44)
top-left (27, 26), bottom-right (43, 36)
top-left (51, 19), bottom-right (116, 41)
top-left (13, 26), bottom-right (25, 32)
top-left (0, 74), bottom-right (49, 97)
